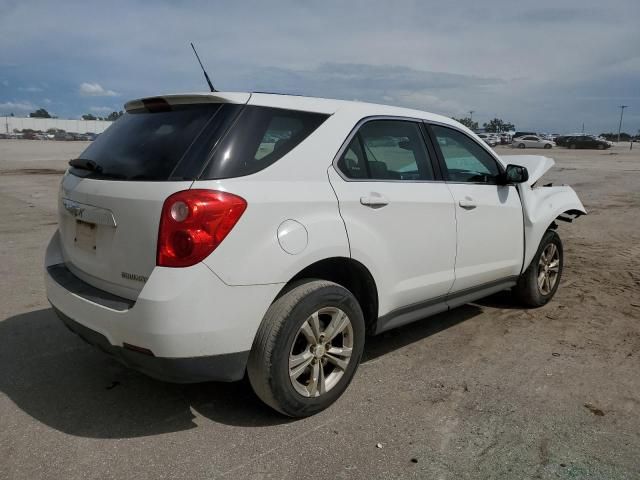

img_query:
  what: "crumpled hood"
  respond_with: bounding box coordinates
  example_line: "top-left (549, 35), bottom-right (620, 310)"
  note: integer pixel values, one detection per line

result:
top-left (500, 155), bottom-right (555, 186)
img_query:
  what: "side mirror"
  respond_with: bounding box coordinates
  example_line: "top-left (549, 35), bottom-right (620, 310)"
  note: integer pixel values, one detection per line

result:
top-left (503, 164), bottom-right (529, 184)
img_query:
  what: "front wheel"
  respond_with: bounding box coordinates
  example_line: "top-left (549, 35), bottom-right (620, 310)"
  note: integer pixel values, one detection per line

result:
top-left (247, 280), bottom-right (365, 417)
top-left (544, 143), bottom-right (552, 149)
top-left (568, 143), bottom-right (577, 149)
top-left (518, 143), bottom-right (526, 149)
top-left (513, 230), bottom-right (563, 307)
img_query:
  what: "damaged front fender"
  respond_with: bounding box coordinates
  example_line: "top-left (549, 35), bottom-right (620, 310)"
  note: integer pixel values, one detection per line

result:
top-left (501, 155), bottom-right (587, 271)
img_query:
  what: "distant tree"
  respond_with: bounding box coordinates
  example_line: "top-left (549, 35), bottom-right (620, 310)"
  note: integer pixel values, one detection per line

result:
top-left (82, 113), bottom-right (97, 121)
top-left (483, 118), bottom-right (515, 133)
top-left (106, 110), bottom-right (123, 121)
top-left (29, 108), bottom-right (52, 118)
top-left (600, 132), bottom-right (630, 141)
top-left (452, 116), bottom-right (478, 131)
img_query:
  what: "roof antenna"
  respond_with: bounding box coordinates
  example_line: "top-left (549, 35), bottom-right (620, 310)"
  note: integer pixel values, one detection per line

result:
top-left (190, 42), bottom-right (217, 92)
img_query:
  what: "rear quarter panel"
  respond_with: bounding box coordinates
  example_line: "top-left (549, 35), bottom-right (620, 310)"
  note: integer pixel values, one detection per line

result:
top-left (195, 108), bottom-right (367, 286)
top-left (197, 177), bottom-right (349, 285)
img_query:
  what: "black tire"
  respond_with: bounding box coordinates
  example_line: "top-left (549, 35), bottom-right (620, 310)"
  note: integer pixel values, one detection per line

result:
top-left (247, 280), bottom-right (365, 417)
top-left (568, 143), bottom-right (576, 149)
top-left (513, 230), bottom-right (563, 307)
top-left (544, 143), bottom-right (552, 149)
top-left (597, 144), bottom-right (605, 150)
top-left (518, 143), bottom-right (526, 149)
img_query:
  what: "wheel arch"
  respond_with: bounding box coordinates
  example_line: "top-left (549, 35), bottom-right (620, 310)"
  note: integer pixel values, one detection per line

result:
top-left (519, 182), bottom-right (586, 272)
top-left (276, 257), bottom-right (379, 334)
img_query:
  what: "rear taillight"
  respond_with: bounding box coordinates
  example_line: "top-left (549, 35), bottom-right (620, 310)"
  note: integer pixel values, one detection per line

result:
top-left (157, 189), bottom-right (247, 268)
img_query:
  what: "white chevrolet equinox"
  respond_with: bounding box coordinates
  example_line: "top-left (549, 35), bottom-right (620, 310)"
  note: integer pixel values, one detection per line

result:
top-left (45, 92), bottom-right (585, 417)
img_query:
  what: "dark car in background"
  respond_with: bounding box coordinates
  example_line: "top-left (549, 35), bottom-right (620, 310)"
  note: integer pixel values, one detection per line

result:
top-left (565, 135), bottom-right (611, 150)
top-left (555, 135), bottom-right (572, 147)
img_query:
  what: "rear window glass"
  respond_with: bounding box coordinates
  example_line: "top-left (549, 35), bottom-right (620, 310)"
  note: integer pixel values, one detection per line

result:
top-left (70, 104), bottom-right (328, 181)
top-left (200, 107), bottom-right (328, 179)
top-left (73, 104), bottom-right (221, 180)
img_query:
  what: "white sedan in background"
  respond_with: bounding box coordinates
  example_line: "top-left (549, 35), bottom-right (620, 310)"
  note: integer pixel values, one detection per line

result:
top-left (512, 135), bottom-right (553, 149)
top-left (477, 133), bottom-right (498, 147)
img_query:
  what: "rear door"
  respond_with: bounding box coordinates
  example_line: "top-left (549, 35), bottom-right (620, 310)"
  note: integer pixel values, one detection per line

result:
top-left (329, 119), bottom-right (457, 316)
top-left (427, 124), bottom-right (524, 292)
top-left (59, 97), bottom-right (247, 300)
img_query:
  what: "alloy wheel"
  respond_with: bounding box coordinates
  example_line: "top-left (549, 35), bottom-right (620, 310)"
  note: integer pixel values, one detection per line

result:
top-left (289, 307), bottom-right (354, 397)
top-left (537, 243), bottom-right (560, 295)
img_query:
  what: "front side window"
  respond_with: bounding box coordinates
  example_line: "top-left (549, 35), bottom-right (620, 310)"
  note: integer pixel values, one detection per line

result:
top-left (431, 125), bottom-right (501, 184)
top-left (337, 120), bottom-right (434, 181)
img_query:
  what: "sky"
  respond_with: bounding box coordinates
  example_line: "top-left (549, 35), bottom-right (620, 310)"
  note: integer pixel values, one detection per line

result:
top-left (1, 0), bottom-right (639, 134)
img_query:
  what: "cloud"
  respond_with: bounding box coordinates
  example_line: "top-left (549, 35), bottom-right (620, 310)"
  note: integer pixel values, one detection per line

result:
top-left (18, 86), bottom-right (44, 92)
top-left (0, 101), bottom-right (36, 114)
top-left (79, 82), bottom-right (118, 97)
top-left (0, 0), bottom-right (637, 132)
top-left (89, 106), bottom-right (114, 114)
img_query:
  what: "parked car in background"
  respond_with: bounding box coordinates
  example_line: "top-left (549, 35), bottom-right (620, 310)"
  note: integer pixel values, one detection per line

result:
top-left (513, 131), bottom-right (537, 140)
top-left (566, 135), bottom-right (611, 150)
top-left (512, 135), bottom-right (553, 149)
top-left (22, 131), bottom-right (37, 140)
top-left (477, 133), bottom-right (498, 147)
top-left (54, 132), bottom-right (74, 141)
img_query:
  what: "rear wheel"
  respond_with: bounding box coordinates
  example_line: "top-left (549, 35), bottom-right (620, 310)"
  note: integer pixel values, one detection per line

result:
top-left (513, 230), bottom-right (563, 307)
top-left (247, 280), bottom-right (365, 417)
top-left (568, 143), bottom-right (577, 149)
top-left (518, 143), bottom-right (526, 149)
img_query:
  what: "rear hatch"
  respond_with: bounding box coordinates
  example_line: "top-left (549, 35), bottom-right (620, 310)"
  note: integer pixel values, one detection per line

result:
top-left (59, 93), bottom-right (249, 300)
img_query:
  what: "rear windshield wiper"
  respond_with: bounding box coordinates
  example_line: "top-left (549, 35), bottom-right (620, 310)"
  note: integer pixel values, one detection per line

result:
top-left (69, 158), bottom-right (103, 173)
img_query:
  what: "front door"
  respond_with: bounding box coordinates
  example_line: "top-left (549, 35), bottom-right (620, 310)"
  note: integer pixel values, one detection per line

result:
top-left (428, 124), bottom-right (524, 293)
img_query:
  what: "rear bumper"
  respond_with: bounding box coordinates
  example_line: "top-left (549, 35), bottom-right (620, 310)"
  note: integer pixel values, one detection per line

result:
top-left (54, 307), bottom-right (248, 382)
top-left (45, 230), bottom-right (283, 382)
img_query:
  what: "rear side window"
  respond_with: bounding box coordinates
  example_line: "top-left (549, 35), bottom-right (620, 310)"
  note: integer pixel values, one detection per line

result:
top-left (200, 107), bottom-right (328, 179)
top-left (73, 104), bottom-right (222, 180)
top-left (337, 120), bottom-right (435, 181)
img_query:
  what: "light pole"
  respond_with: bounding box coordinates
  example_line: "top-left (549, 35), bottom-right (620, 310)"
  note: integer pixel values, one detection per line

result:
top-left (617, 105), bottom-right (628, 143)
top-left (469, 110), bottom-right (474, 122)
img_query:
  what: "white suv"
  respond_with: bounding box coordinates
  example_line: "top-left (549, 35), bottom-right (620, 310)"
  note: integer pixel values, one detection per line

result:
top-left (45, 92), bottom-right (586, 417)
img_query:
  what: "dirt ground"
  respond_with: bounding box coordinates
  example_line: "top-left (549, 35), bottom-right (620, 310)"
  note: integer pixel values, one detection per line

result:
top-left (0, 139), bottom-right (638, 479)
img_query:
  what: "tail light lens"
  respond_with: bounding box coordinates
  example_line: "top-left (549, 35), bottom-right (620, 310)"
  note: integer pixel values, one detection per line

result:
top-left (157, 189), bottom-right (247, 267)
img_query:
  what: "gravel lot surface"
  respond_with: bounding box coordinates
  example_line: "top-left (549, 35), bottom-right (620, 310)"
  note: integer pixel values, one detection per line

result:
top-left (1, 139), bottom-right (638, 479)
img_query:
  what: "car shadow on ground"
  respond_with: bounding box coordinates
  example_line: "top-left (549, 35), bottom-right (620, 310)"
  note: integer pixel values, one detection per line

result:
top-left (474, 290), bottom-right (526, 310)
top-left (0, 305), bottom-right (483, 439)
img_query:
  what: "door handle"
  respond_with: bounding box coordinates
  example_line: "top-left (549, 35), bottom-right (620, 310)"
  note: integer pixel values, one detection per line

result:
top-left (360, 193), bottom-right (389, 208)
top-left (458, 197), bottom-right (477, 210)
